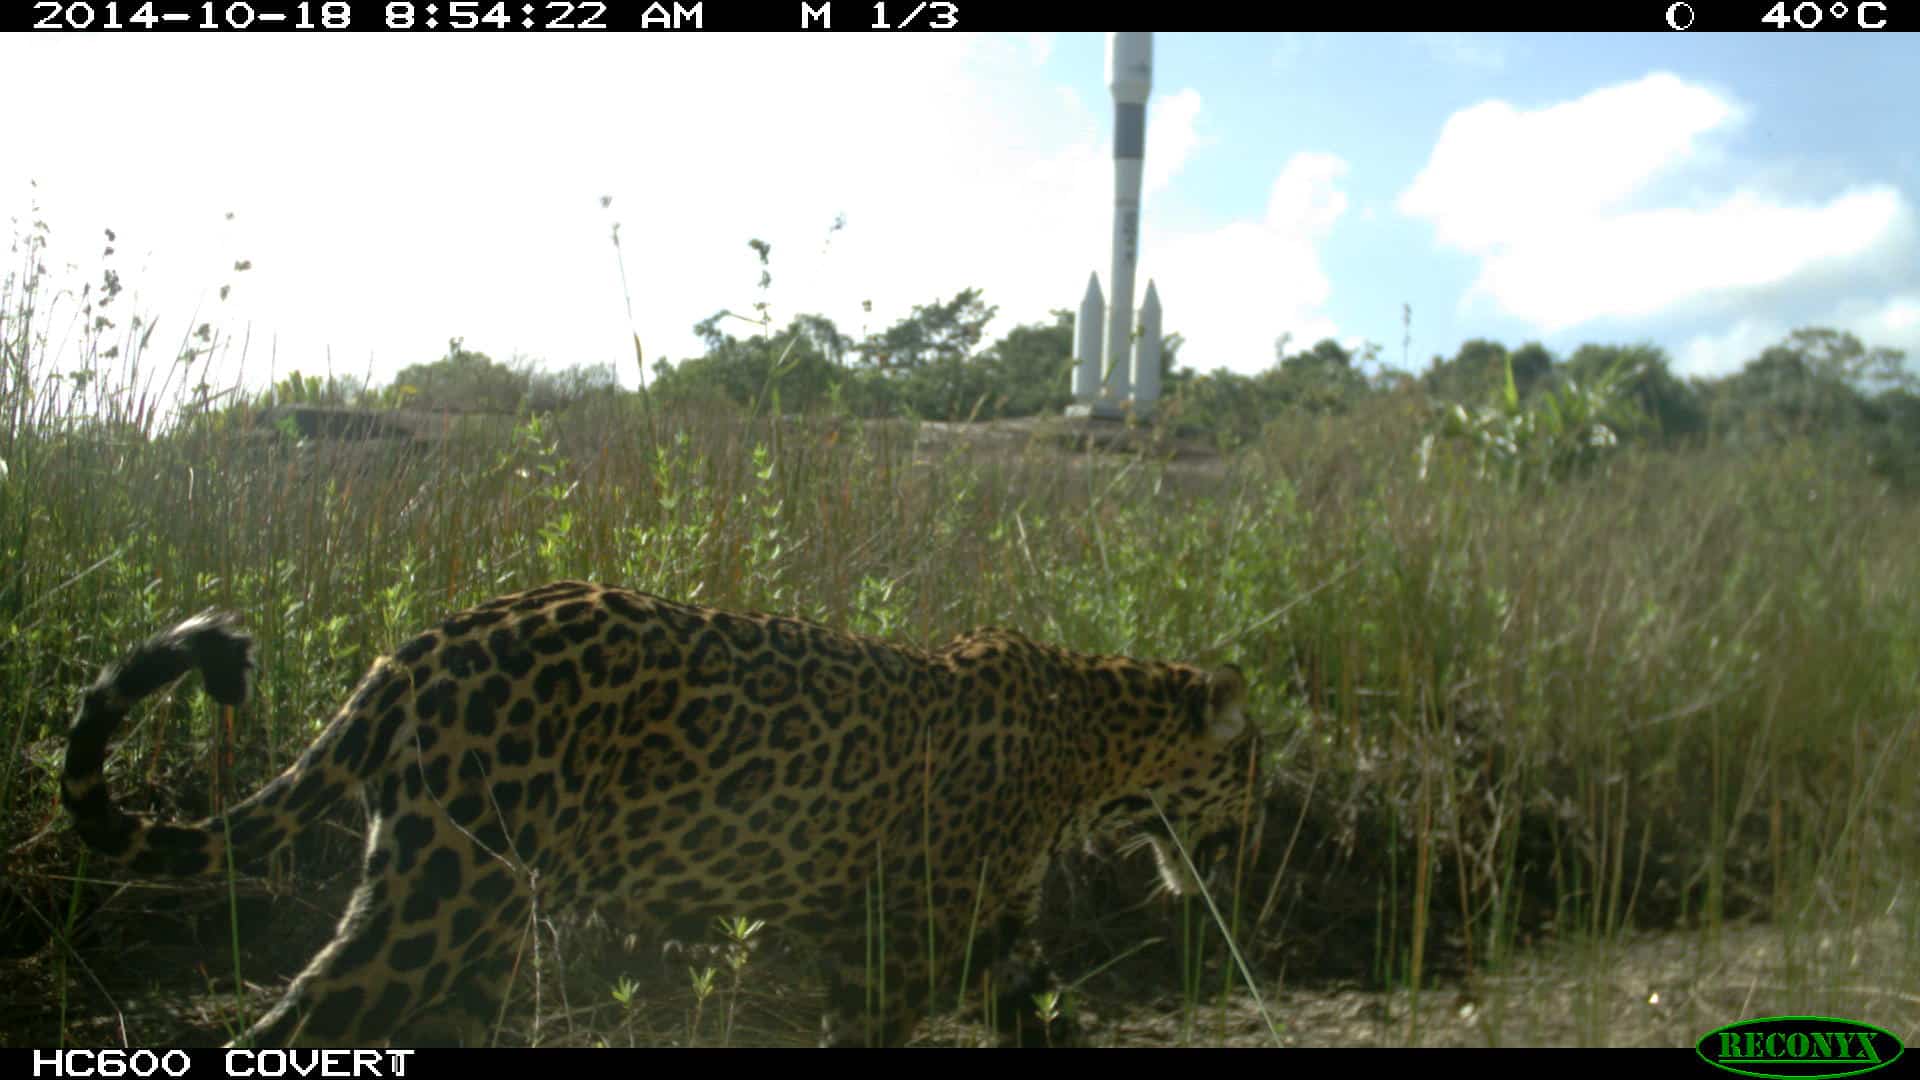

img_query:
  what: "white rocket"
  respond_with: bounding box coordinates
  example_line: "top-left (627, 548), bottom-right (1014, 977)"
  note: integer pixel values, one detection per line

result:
top-left (1106, 32), bottom-right (1150, 403)
top-left (1072, 33), bottom-right (1161, 418)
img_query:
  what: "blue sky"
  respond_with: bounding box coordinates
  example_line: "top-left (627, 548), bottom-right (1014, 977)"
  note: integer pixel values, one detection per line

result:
top-left (4, 32), bottom-right (1913, 393)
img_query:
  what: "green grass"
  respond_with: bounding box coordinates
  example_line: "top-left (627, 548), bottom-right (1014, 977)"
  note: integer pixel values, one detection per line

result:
top-left (4, 227), bottom-right (1917, 1047)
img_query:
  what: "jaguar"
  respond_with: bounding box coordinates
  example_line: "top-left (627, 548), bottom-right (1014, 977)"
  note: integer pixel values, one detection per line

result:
top-left (64, 581), bottom-right (1265, 1046)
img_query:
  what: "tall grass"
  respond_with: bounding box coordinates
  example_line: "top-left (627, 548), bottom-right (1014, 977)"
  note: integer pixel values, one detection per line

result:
top-left (4, 221), bottom-right (1916, 1046)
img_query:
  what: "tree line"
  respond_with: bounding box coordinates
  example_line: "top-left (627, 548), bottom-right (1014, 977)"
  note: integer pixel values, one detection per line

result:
top-left (257, 284), bottom-right (1919, 490)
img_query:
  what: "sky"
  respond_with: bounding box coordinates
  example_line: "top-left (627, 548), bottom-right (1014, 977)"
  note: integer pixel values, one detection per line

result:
top-left (4, 32), bottom-right (1915, 396)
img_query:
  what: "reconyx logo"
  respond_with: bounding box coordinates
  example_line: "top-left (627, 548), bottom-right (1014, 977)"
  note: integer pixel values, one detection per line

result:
top-left (1697, 1016), bottom-right (1904, 1079)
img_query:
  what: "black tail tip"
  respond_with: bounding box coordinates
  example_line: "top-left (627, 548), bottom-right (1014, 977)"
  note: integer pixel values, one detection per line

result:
top-left (173, 609), bottom-right (255, 707)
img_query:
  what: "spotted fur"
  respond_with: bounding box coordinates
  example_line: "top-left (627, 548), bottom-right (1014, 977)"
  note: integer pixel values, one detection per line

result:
top-left (65, 581), bottom-right (1264, 1046)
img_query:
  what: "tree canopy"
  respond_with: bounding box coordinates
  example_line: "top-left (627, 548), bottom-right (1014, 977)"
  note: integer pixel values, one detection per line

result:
top-left (343, 289), bottom-right (1914, 490)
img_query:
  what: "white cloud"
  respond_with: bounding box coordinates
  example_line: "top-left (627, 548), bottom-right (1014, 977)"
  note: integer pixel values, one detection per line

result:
top-left (1874, 296), bottom-right (1920, 337)
top-left (1145, 89), bottom-right (1209, 198)
top-left (1401, 73), bottom-right (1737, 252)
top-left (1676, 320), bottom-right (1790, 379)
top-left (1479, 186), bottom-right (1910, 331)
top-left (0, 34), bottom-right (1147, 391)
top-left (0, 33), bottom-right (1341, 390)
top-left (1676, 293), bottom-right (1920, 379)
top-left (1822, 294), bottom-right (1920, 368)
top-left (1398, 72), bottom-right (1915, 333)
top-left (1147, 152), bottom-right (1348, 373)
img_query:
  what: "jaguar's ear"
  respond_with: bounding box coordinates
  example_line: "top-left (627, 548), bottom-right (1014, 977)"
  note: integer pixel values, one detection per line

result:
top-left (1203, 665), bottom-right (1247, 743)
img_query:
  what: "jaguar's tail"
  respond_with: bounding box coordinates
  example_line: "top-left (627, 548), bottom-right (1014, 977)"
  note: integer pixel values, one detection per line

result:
top-left (62, 611), bottom-right (273, 876)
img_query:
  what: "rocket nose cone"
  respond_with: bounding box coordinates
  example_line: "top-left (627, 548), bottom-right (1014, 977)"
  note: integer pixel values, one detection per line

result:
top-left (1107, 32), bottom-right (1153, 104)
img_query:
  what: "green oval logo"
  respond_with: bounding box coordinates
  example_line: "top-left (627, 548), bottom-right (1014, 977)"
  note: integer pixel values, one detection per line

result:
top-left (1697, 1016), bottom-right (1905, 1079)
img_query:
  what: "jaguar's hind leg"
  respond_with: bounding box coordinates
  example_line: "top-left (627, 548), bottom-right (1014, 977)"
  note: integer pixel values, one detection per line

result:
top-left (233, 813), bottom-right (533, 1047)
